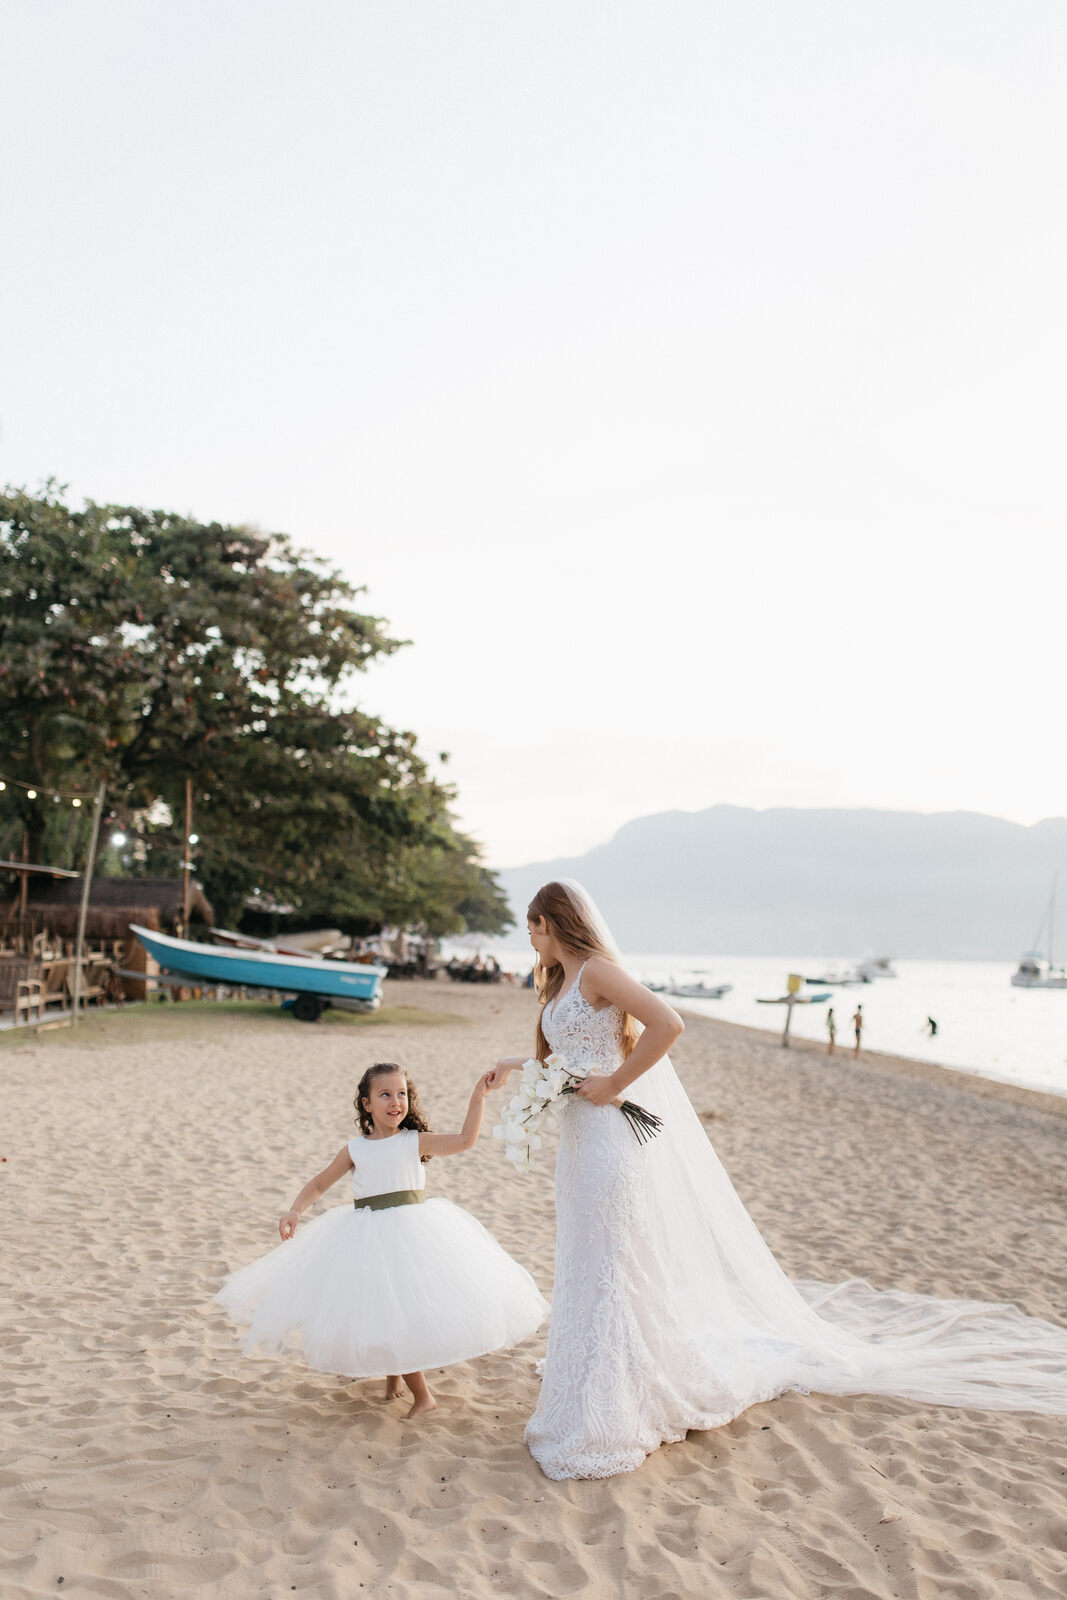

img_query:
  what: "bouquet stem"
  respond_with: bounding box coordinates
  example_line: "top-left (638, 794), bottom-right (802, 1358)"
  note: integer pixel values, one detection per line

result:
top-left (618, 1099), bottom-right (664, 1143)
top-left (561, 1083), bottom-right (663, 1144)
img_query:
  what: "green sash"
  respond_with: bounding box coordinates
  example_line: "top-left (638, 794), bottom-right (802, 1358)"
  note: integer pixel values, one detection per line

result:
top-left (354, 1189), bottom-right (426, 1212)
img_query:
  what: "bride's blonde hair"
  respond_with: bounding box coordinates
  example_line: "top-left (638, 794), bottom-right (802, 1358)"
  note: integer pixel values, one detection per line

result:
top-left (527, 881), bottom-right (639, 1063)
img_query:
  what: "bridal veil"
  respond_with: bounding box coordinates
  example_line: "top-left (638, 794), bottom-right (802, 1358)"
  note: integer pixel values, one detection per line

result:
top-left (555, 879), bottom-right (1067, 1416)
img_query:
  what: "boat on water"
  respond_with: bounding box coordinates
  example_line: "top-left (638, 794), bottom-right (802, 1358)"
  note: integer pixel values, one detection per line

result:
top-left (803, 968), bottom-right (867, 987)
top-left (1011, 876), bottom-right (1067, 989)
top-left (1011, 954), bottom-right (1067, 989)
top-left (130, 925), bottom-right (387, 1021)
top-left (757, 991), bottom-right (832, 1006)
top-left (854, 956), bottom-right (897, 981)
top-left (665, 974), bottom-right (733, 1000)
top-left (804, 956), bottom-right (896, 985)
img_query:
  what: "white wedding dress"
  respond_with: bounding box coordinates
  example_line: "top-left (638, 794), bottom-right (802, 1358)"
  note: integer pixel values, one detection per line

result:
top-left (525, 957), bottom-right (1067, 1481)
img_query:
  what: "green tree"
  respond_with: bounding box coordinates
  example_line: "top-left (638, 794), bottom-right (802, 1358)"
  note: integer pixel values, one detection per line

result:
top-left (0, 483), bottom-right (512, 936)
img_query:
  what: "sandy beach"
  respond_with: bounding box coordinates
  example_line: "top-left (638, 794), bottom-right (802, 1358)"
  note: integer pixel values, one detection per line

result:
top-left (3, 983), bottom-right (1066, 1600)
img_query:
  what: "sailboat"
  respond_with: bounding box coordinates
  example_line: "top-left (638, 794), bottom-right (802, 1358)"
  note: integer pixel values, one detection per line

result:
top-left (1011, 875), bottom-right (1067, 989)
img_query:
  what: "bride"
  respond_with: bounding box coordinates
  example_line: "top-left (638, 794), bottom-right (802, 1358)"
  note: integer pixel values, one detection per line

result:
top-left (487, 879), bottom-right (1067, 1482)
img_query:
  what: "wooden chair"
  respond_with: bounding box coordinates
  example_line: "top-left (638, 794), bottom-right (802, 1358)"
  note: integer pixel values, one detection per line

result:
top-left (0, 956), bottom-right (38, 1014)
top-left (78, 961), bottom-right (110, 1007)
top-left (15, 980), bottom-right (43, 1024)
top-left (39, 960), bottom-right (71, 1010)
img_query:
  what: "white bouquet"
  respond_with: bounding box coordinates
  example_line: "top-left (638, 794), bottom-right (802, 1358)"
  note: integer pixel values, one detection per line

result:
top-left (493, 1052), bottom-right (662, 1173)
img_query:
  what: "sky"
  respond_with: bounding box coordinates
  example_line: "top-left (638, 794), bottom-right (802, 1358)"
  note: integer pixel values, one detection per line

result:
top-left (2, 1), bottom-right (1065, 867)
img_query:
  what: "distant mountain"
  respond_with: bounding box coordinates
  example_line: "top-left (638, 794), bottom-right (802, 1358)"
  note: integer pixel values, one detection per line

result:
top-left (496, 807), bottom-right (1067, 959)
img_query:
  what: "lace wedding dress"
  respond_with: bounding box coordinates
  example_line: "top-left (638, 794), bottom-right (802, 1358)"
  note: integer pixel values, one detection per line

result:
top-left (525, 956), bottom-right (1067, 1482)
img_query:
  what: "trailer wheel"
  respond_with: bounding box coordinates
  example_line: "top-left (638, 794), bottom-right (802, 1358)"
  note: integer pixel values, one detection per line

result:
top-left (292, 994), bottom-right (323, 1023)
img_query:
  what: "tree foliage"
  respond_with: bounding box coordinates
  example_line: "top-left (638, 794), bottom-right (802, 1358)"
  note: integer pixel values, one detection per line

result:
top-left (0, 484), bottom-right (512, 936)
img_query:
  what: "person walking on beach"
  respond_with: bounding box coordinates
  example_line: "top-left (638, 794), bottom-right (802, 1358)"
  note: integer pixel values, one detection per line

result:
top-left (826, 1006), bottom-right (836, 1054)
top-left (852, 1003), bottom-right (864, 1053)
top-left (485, 880), bottom-right (1067, 1482)
top-left (214, 1063), bottom-right (547, 1418)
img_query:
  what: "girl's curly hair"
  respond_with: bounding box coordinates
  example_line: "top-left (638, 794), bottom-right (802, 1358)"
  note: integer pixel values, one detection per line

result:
top-left (354, 1062), bottom-right (433, 1162)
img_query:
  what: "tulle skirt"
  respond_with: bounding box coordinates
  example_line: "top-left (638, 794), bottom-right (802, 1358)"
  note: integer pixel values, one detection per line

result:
top-left (215, 1199), bottom-right (549, 1378)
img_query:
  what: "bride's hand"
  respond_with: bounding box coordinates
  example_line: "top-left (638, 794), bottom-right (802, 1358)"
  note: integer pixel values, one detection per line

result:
top-left (574, 1073), bottom-right (623, 1108)
top-left (486, 1057), bottom-right (520, 1091)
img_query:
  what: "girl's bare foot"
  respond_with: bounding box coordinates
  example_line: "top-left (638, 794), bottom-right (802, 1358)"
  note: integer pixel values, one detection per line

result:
top-left (400, 1371), bottom-right (436, 1418)
top-left (405, 1392), bottom-right (437, 1420)
top-left (385, 1376), bottom-right (403, 1400)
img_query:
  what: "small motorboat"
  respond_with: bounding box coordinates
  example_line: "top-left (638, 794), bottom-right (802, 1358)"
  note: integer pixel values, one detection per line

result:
top-left (757, 991), bottom-right (831, 1005)
top-left (803, 969), bottom-right (866, 986)
top-left (666, 975), bottom-right (733, 1000)
top-left (854, 956), bottom-right (896, 981)
top-left (131, 925), bottom-right (387, 1021)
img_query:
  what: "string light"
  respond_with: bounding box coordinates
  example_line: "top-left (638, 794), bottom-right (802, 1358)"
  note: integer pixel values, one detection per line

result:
top-left (0, 772), bottom-right (100, 804)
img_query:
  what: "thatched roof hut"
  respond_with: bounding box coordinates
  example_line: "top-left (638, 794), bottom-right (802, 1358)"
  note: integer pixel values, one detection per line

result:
top-left (11, 876), bottom-right (214, 938)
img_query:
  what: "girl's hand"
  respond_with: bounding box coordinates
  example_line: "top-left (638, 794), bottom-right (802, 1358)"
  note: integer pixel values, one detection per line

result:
top-left (474, 1071), bottom-right (493, 1096)
top-left (486, 1058), bottom-right (518, 1091)
top-left (279, 1210), bottom-right (300, 1241)
top-left (574, 1073), bottom-right (624, 1108)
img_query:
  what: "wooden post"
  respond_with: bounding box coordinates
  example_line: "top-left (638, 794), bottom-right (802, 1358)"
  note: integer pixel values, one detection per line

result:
top-left (182, 777), bottom-right (193, 936)
top-left (19, 830), bottom-right (28, 921)
top-left (781, 972), bottom-right (802, 1047)
top-left (71, 782), bottom-right (106, 1023)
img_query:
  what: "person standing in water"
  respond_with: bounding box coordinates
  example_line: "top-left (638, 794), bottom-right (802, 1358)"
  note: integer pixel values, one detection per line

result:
top-left (852, 1004), bottom-right (864, 1053)
top-left (826, 1006), bottom-right (836, 1054)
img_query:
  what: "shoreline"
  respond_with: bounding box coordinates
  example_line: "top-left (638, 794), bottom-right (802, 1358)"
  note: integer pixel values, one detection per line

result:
top-left (8, 980), bottom-right (1066, 1117)
top-left (672, 1004), bottom-right (1067, 1122)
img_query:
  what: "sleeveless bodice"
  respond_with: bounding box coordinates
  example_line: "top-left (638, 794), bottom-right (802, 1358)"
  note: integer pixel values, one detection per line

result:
top-left (347, 1128), bottom-right (425, 1201)
top-left (542, 965), bottom-right (625, 1075)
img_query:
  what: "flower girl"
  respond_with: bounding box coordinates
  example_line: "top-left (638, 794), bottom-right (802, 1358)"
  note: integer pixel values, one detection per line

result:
top-left (215, 1061), bottom-right (548, 1417)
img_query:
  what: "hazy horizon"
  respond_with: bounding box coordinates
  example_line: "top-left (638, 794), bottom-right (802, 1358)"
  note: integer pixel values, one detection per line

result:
top-left (493, 798), bottom-right (1067, 873)
top-left (496, 803), bottom-right (1067, 960)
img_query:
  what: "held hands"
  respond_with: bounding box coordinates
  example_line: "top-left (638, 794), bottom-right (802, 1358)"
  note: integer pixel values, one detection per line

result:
top-left (279, 1210), bottom-right (300, 1241)
top-left (485, 1056), bottom-right (522, 1091)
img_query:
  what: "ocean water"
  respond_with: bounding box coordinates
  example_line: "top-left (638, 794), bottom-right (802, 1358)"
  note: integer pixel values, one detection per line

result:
top-left (442, 942), bottom-right (1067, 1098)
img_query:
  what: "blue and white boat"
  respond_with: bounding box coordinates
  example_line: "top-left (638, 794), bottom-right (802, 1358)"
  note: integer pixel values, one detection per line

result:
top-left (130, 924), bottom-right (387, 1021)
